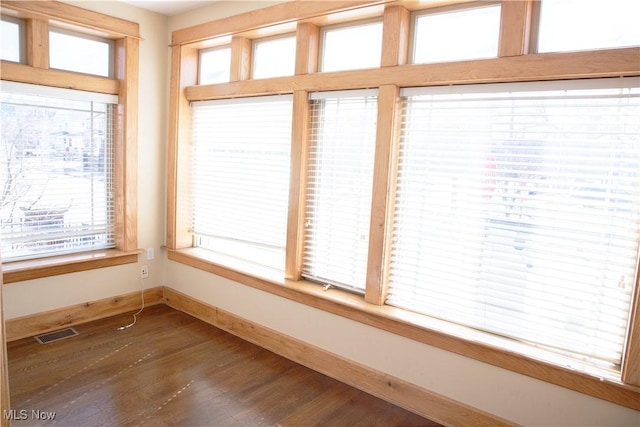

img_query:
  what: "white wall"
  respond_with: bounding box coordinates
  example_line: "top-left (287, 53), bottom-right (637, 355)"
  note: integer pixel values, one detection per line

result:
top-left (3, 2), bottom-right (639, 426)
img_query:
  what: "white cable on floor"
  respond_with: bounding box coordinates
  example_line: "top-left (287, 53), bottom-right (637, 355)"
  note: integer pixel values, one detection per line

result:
top-left (117, 278), bottom-right (145, 331)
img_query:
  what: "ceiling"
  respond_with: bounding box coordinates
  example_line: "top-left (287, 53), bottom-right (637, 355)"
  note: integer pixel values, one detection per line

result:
top-left (118, 0), bottom-right (216, 16)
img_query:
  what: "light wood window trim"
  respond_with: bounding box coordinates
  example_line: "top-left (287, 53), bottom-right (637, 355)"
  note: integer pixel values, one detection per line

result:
top-left (184, 47), bottom-right (640, 101)
top-left (0, 61), bottom-right (119, 94)
top-left (498, 0), bottom-right (533, 57)
top-left (365, 84), bottom-right (400, 305)
top-left (167, 0), bottom-right (640, 410)
top-left (295, 23), bottom-right (319, 75)
top-left (1, 1), bottom-right (140, 279)
top-left (0, 0), bottom-right (139, 39)
top-left (25, 18), bottom-right (48, 68)
top-left (0, 254), bottom-right (10, 427)
top-left (166, 45), bottom-right (198, 250)
top-left (2, 250), bottom-right (142, 284)
top-left (528, 0), bottom-right (542, 54)
top-left (622, 273), bottom-right (640, 384)
top-left (284, 24), bottom-right (318, 280)
top-left (115, 36), bottom-right (139, 252)
top-left (381, 5), bottom-right (410, 66)
top-left (171, 1), bottom-right (389, 47)
top-left (230, 36), bottom-right (251, 82)
top-left (285, 90), bottom-right (310, 280)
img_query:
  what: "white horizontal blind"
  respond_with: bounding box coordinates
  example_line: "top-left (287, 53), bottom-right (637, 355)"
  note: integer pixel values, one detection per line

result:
top-left (0, 82), bottom-right (117, 261)
top-left (303, 90), bottom-right (378, 292)
top-left (389, 78), bottom-right (640, 368)
top-left (191, 95), bottom-right (293, 278)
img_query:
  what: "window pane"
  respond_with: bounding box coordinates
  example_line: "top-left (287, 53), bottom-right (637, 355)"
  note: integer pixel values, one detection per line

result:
top-left (49, 30), bottom-right (111, 77)
top-left (390, 79), bottom-right (640, 370)
top-left (0, 83), bottom-right (117, 261)
top-left (412, 4), bottom-right (501, 64)
top-left (1, 19), bottom-right (21, 62)
top-left (303, 91), bottom-right (378, 292)
top-left (321, 21), bottom-right (382, 72)
top-left (537, 0), bottom-right (640, 53)
top-left (253, 35), bottom-right (296, 79)
top-left (200, 47), bottom-right (231, 84)
top-left (191, 96), bottom-right (293, 279)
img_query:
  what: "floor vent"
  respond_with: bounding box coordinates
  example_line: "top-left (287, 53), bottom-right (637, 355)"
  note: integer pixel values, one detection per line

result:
top-left (35, 328), bottom-right (79, 344)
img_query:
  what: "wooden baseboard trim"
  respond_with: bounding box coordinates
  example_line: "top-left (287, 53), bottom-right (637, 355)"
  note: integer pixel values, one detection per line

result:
top-left (163, 286), bottom-right (516, 427)
top-left (5, 287), bottom-right (164, 342)
top-left (4, 286), bottom-right (516, 425)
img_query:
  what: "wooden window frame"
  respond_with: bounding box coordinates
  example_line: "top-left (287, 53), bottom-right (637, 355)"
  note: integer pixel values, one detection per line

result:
top-left (166, 0), bottom-right (640, 410)
top-left (0, 1), bottom-right (140, 283)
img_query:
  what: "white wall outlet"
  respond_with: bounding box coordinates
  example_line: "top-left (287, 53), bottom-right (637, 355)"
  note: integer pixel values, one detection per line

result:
top-left (141, 265), bottom-right (149, 279)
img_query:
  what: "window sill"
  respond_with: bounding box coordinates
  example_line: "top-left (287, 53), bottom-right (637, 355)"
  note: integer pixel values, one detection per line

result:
top-left (167, 247), bottom-right (640, 410)
top-left (2, 249), bottom-right (142, 284)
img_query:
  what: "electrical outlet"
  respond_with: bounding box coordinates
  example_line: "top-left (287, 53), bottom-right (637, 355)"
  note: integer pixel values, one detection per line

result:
top-left (141, 265), bottom-right (149, 279)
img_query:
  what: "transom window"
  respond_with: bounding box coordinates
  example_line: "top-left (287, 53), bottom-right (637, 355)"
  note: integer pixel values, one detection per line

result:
top-left (0, 16), bottom-right (23, 63)
top-left (252, 34), bottom-right (296, 79)
top-left (535, 0), bottom-right (640, 53)
top-left (411, 3), bottom-right (501, 64)
top-left (320, 20), bottom-right (383, 72)
top-left (199, 46), bottom-right (231, 84)
top-left (49, 29), bottom-right (113, 77)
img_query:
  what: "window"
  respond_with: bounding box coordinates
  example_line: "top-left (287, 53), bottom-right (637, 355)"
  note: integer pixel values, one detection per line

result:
top-left (389, 78), bottom-right (640, 371)
top-left (0, 3), bottom-right (138, 283)
top-left (411, 4), bottom-right (501, 64)
top-left (199, 46), bottom-right (231, 84)
top-left (168, 0), bottom-right (640, 407)
top-left (1, 17), bottom-right (23, 63)
top-left (252, 35), bottom-right (296, 79)
top-left (303, 90), bottom-right (378, 292)
top-left (49, 29), bottom-right (113, 77)
top-left (536, 0), bottom-right (640, 53)
top-left (191, 95), bottom-right (293, 279)
top-left (320, 20), bottom-right (383, 72)
top-left (0, 82), bottom-right (117, 262)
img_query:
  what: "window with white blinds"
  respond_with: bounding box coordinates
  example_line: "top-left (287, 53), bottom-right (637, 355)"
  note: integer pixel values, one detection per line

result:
top-left (303, 90), bottom-right (378, 292)
top-left (191, 95), bottom-right (293, 278)
top-left (0, 81), bottom-right (117, 262)
top-left (388, 77), bottom-right (640, 369)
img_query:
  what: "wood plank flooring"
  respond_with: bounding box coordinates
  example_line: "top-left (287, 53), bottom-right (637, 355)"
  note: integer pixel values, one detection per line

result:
top-left (7, 304), bottom-right (442, 426)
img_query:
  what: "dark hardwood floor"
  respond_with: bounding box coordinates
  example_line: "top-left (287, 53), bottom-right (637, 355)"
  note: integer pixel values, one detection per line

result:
top-left (7, 304), bottom-right (442, 427)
